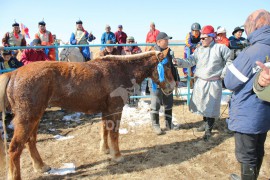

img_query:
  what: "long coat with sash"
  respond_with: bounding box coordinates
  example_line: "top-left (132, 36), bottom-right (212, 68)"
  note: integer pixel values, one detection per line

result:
top-left (70, 30), bottom-right (96, 60)
top-left (176, 41), bottom-right (232, 118)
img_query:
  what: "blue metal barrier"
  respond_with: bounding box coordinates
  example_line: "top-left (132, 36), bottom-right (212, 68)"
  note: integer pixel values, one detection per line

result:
top-left (0, 68), bottom-right (16, 73)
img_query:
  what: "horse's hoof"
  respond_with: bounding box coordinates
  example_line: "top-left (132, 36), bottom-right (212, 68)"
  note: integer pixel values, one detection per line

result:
top-left (35, 164), bottom-right (51, 173)
top-left (41, 165), bottom-right (51, 173)
top-left (113, 156), bottom-right (125, 163)
top-left (100, 147), bottom-right (110, 154)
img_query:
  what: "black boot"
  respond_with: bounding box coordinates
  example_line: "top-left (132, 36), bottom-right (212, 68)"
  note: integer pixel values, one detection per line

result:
top-left (150, 112), bottom-right (163, 135)
top-left (197, 117), bottom-right (206, 132)
top-left (230, 163), bottom-right (257, 180)
top-left (230, 173), bottom-right (240, 180)
top-left (256, 158), bottom-right (263, 178)
top-left (203, 118), bottom-right (215, 141)
top-left (165, 109), bottom-right (180, 130)
top-left (241, 163), bottom-right (257, 180)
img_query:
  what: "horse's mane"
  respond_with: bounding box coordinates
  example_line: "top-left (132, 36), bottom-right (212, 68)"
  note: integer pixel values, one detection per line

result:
top-left (96, 51), bottom-right (160, 61)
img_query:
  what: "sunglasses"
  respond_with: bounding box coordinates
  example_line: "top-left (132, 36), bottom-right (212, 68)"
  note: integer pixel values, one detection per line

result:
top-left (128, 41), bottom-right (134, 43)
top-left (200, 37), bottom-right (209, 40)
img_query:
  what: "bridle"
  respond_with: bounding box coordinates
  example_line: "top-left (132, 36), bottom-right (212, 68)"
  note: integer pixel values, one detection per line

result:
top-left (60, 48), bottom-right (72, 62)
top-left (154, 50), bottom-right (174, 96)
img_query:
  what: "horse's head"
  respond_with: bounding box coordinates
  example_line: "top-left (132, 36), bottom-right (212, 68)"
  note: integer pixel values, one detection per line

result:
top-left (59, 47), bottom-right (84, 62)
top-left (98, 51), bottom-right (176, 95)
top-left (59, 48), bottom-right (70, 62)
top-left (150, 49), bottom-right (176, 95)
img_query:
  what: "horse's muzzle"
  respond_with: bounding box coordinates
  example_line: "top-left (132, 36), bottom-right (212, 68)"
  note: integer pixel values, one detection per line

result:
top-left (161, 80), bottom-right (176, 96)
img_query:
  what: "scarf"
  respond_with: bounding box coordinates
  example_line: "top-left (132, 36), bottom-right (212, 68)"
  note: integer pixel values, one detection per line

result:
top-left (151, 57), bottom-right (168, 92)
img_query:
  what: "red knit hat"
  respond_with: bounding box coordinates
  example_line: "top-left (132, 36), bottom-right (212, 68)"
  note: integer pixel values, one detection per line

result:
top-left (201, 25), bottom-right (215, 34)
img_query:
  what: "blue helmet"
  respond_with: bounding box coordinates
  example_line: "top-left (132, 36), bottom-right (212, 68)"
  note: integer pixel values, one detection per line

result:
top-left (191, 23), bottom-right (201, 31)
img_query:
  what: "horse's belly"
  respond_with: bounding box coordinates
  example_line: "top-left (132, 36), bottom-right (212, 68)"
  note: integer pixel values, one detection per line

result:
top-left (49, 96), bottom-right (107, 114)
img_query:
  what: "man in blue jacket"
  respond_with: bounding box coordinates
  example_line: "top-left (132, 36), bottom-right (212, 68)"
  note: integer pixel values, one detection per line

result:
top-left (70, 20), bottom-right (96, 61)
top-left (224, 9), bottom-right (270, 180)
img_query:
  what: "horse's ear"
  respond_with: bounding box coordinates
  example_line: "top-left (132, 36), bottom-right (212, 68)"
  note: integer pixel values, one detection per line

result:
top-left (156, 52), bottom-right (164, 61)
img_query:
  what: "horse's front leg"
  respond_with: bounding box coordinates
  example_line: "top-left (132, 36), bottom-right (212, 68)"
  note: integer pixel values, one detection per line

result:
top-left (108, 114), bottom-right (124, 162)
top-left (100, 119), bottom-right (110, 154)
top-left (25, 121), bottom-right (50, 173)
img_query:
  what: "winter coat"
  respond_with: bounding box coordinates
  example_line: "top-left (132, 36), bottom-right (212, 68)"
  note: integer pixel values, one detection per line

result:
top-left (224, 25), bottom-right (270, 134)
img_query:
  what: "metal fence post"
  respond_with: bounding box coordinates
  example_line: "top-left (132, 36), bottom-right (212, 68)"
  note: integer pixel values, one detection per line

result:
top-left (55, 43), bottom-right (59, 61)
top-left (186, 48), bottom-right (191, 105)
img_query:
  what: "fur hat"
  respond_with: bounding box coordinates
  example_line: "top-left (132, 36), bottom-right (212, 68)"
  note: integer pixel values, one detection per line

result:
top-left (12, 22), bottom-right (19, 27)
top-left (76, 20), bottom-right (83, 24)
top-left (38, 20), bottom-right (46, 26)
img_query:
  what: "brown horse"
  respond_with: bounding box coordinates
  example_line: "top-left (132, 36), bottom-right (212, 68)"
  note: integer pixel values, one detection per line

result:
top-left (0, 50), bottom-right (175, 180)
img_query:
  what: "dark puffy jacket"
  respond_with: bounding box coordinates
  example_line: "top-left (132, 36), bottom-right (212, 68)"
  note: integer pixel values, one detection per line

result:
top-left (224, 25), bottom-right (270, 134)
top-left (0, 56), bottom-right (23, 71)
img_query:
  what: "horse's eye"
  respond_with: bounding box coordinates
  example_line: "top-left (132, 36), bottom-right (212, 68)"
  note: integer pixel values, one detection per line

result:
top-left (63, 48), bottom-right (66, 51)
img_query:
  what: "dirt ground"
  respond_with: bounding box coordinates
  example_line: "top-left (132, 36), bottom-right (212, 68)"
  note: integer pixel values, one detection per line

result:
top-left (1, 99), bottom-right (270, 180)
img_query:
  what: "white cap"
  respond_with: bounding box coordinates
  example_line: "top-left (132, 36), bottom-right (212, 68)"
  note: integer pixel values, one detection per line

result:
top-left (217, 27), bottom-right (226, 34)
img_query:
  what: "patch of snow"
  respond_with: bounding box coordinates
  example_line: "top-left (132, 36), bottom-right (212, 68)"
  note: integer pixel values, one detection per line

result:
top-left (62, 112), bottom-right (83, 122)
top-left (121, 100), bottom-right (151, 126)
top-left (46, 163), bottom-right (75, 175)
top-left (119, 128), bottom-right (128, 134)
top-left (54, 135), bottom-right (74, 141)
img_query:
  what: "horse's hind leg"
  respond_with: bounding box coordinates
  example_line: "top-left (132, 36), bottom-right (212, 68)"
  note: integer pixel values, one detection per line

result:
top-left (8, 118), bottom-right (32, 180)
top-left (108, 113), bottom-right (124, 163)
top-left (100, 116), bottom-right (110, 154)
top-left (25, 121), bottom-right (50, 173)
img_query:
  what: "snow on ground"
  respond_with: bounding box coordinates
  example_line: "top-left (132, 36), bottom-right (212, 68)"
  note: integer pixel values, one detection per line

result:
top-left (46, 163), bottom-right (76, 175)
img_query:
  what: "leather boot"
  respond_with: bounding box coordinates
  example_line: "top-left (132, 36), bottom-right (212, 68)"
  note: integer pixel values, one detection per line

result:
top-left (197, 117), bottom-right (206, 132)
top-left (203, 118), bottom-right (215, 141)
top-left (256, 158), bottom-right (263, 178)
top-left (230, 173), bottom-right (240, 180)
top-left (165, 109), bottom-right (180, 131)
top-left (150, 112), bottom-right (163, 135)
top-left (241, 163), bottom-right (257, 180)
top-left (230, 163), bottom-right (257, 180)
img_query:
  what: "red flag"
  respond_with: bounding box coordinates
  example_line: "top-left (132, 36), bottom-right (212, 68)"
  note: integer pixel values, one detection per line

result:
top-left (20, 23), bottom-right (30, 39)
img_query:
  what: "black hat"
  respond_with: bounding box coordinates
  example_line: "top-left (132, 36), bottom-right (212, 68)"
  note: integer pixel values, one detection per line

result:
top-left (12, 22), bottom-right (19, 27)
top-left (156, 32), bottom-right (172, 41)
top-left (232, 26), bottom-right (244, 35)
top-left (32, 39), bottom-right (41, 46)
top-left (76, 20), bottom-right (83, 24)
top-left (38, 21), bottom-right (46, 26)
top-left (2, 50), bottom-right (11, 56)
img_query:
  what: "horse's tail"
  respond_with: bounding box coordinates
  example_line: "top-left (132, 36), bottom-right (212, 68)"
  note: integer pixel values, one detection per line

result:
top-left (0, 73), bottom-right (11, 171)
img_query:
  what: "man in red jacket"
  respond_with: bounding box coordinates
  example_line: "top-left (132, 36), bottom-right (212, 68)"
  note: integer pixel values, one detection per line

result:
top-left (145, 22), bottom-right (160, 51)
top-left (20, 39), bottom-right (50, 65)
top-left (114, 25), bottom-right (127, 52)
